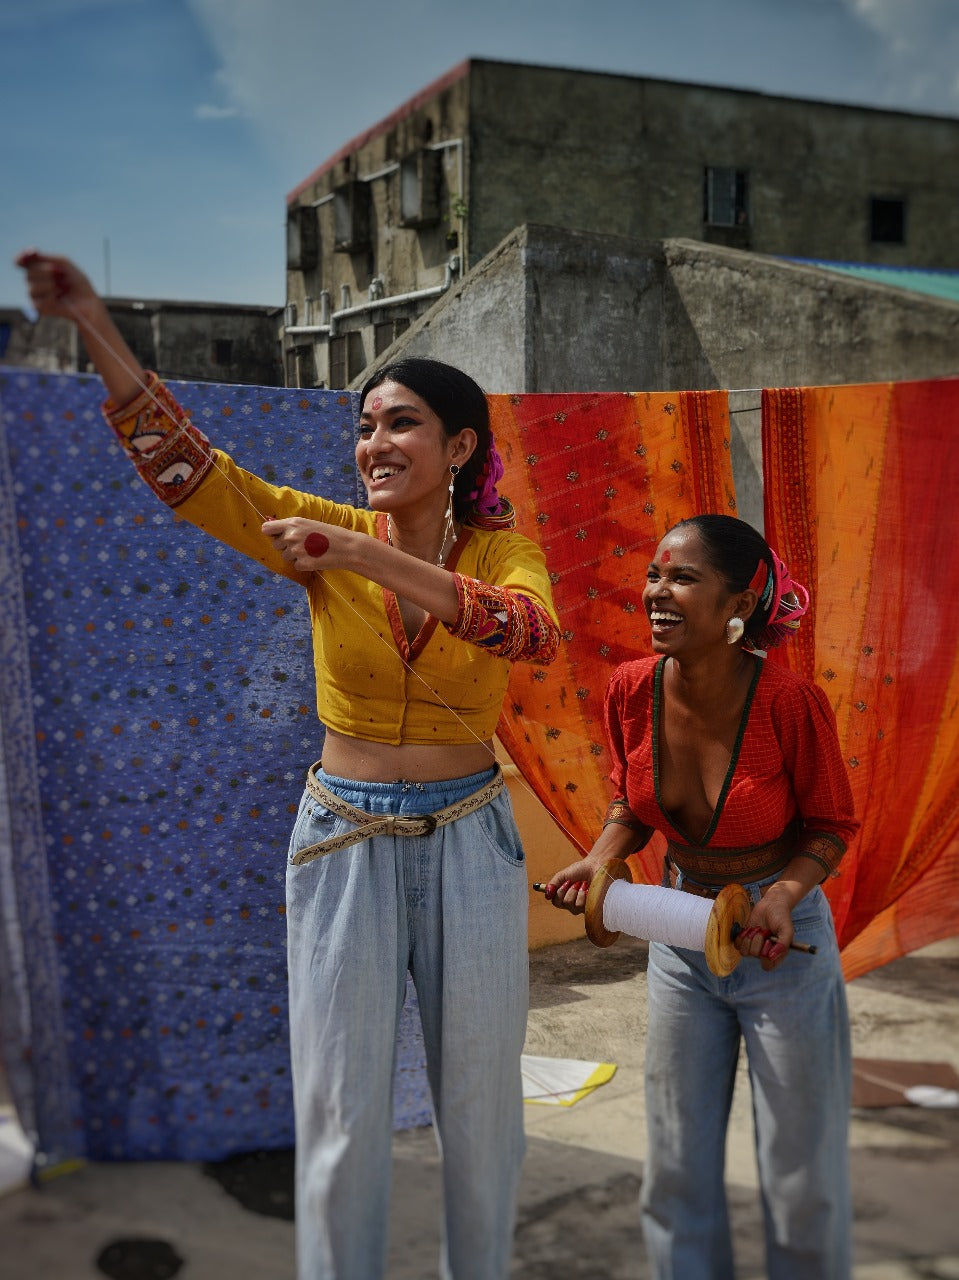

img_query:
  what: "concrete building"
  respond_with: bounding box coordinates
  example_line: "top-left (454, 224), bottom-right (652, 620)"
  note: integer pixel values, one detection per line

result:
top-left (2, 298), bottom-right (285, 387)
top-left (284, 57), bottom-right (959, 389)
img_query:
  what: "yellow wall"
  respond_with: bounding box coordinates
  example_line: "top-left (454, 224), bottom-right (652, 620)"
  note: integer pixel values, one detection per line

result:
top-left (495, 743), bottom-right (591, 950)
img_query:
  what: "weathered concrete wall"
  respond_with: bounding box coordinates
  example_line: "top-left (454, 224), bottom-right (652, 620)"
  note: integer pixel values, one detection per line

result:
top-left (0, 311), bottom-right (78, 374)
top-left (661, 238), bottom-right (959, 389)
top-left (4, 302), bottom-right (285, 386)
top-left (357, 226), bottom-right (959, 392)
top-left (469, 61), bottom-right (959, 270)
top-left (351, 231), bottom-right (531, 391)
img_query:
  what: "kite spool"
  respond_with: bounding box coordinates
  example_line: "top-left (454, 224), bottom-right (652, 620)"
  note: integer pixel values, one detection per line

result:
top-left (584, 860), bottom-right (751, 977)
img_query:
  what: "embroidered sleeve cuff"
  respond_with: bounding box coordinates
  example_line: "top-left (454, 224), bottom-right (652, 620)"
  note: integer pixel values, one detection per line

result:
top-left (797, 831), bottom-right (847, 879)
top-left (444, 575), bottom-right (560, 665)
top-left (602, 798), bottom-right (645, 831)
top-left (602, 798), bottom-right (651, 850)
top-left (102, 373), bottom-right (214, 506)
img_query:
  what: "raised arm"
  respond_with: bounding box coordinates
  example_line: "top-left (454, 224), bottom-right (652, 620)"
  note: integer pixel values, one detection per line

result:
top-left (16, 250), bottom-right (145, 408)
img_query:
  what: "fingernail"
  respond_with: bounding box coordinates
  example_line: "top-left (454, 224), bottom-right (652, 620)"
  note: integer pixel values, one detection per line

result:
top-left (767, 944), bottom-right (788, 961)
top-left (544, 884), bottom-right (556, 901)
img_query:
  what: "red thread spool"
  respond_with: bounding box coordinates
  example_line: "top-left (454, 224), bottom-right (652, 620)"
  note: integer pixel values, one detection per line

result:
top-left (304, 532), bottom-right (329, 557)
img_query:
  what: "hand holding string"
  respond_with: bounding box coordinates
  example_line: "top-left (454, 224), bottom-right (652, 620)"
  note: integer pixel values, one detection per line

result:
top-left (16, 250), bottom-right (99, 320)
top-left (16, 249), bottom-right (145, 407)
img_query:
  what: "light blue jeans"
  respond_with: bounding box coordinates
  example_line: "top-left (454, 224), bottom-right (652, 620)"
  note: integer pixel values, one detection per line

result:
top-left (285, 765), bottom-right (529, 1280)
top-left (641, 878), bottom-right (851, 1280)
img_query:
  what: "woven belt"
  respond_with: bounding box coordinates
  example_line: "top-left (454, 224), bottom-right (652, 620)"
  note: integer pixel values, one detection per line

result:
top-left (290, 763), bottom-right (505, 865)
top-left (664, 821), bottom-right (800, 892)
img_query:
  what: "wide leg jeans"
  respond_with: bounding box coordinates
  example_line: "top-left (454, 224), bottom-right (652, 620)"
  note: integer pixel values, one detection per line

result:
top-left (640, 881), bottom-right (852, 1280)
top-left (285, 766), bottom-right (529, 1280)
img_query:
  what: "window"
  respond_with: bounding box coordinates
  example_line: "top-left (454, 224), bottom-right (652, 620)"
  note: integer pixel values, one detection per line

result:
top-left (287, 206), bottom-right (319, 272)
top-left (212, 338), bottom-right (233, 366)
top-left (294, 344), bottom-right (318, 389)
top-left (0, 322), bottom-right (9, 359)
top-left (374, 317), bottom-right (410, 357)
top-left (870, 197), bottom-right (906, 245)
top-left (329, 332), bottom-right (366, 387)
top-left (704, 168), bottom-right (749, 227)
top-left (399, 149), bottom-right (442, 228)
top-left (333, 181), bottom-right (372, 253)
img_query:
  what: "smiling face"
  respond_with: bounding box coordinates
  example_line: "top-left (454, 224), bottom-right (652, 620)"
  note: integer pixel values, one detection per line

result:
top-left (642, 526), bottom-right (740, 656)
top-left (356, 380), bottom-right (475, 517)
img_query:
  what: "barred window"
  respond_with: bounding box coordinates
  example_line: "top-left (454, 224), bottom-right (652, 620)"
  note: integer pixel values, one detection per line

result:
top-left (704, 167), bottom-right (749, 227)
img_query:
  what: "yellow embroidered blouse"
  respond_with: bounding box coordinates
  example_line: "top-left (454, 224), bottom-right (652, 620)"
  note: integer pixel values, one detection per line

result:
top-left (103, 377), bottom-right (560, 746)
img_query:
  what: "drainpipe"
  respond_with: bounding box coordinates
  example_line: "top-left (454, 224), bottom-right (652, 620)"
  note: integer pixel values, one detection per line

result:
top-left (285, 257), bottom-right (459, 337)
top-left (429, 138), bottom-right (466, 276)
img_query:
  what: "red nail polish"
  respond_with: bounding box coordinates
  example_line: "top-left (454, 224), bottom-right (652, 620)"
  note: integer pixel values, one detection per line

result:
top-left (544, 884), bottom-right (556, 901)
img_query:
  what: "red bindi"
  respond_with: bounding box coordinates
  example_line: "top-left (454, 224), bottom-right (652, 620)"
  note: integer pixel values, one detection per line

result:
top-left (371, 396), bottom-right (382, 410)
top-left (661, 550), bottom-right (671, 563)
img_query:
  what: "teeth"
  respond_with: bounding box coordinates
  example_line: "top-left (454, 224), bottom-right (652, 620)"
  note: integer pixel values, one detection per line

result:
top-left (371, 466), bottom-right (402, 480)
top-left (651, 611), bottom-right (683, 623)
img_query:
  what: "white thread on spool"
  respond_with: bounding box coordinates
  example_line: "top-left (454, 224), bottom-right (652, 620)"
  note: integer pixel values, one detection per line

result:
top-left (602, 880), bottom-right (713, 950)
top-left (583, 861), bottom-right (751, 975)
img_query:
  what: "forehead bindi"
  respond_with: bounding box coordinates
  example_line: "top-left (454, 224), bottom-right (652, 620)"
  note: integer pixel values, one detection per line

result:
top-left (653, 531), bottom-right (708, 574)
top-left (361, 382), bottom-right (427, 420)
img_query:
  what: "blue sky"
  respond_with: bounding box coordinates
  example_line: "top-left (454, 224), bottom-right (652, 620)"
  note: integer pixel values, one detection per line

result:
top-left (3, 0), bottom-right (958, 309)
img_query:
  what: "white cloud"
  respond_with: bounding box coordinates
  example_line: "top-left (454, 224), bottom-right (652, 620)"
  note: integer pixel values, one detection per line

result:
top-left (195, 103), bottom-right (240, 120)
top-left (843, 0), bottom-right (959, 110)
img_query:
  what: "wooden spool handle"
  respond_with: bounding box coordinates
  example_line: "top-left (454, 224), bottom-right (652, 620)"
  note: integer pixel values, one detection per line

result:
top-left (704, 884), bottom-right (752, 976)
top-left (584, 859), bottom-right (634, 948)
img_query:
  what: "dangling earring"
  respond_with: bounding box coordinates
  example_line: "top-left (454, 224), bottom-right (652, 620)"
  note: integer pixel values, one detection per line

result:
top-left (437, 463), bottom-right (459, 567)
top-left (726, 616), bottom-right (745, 645)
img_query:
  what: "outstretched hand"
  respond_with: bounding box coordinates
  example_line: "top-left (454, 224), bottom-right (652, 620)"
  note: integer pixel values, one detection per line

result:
top-left (261, 517), bottom-right (357, 572)
top-left (15, 250), bottom-right (99, 319)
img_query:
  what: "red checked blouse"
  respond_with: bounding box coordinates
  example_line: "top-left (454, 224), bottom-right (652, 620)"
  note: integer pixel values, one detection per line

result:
top-left (605, 655), bottom-right (859, 883)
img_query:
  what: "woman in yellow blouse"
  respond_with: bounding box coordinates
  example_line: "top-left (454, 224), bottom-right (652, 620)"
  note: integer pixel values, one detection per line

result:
top-left (19, 250), bottom-right (560, 1280)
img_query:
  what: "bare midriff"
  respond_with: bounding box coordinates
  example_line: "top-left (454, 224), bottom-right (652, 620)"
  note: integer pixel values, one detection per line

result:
top-left (320, 727), bottom-right (496, 783)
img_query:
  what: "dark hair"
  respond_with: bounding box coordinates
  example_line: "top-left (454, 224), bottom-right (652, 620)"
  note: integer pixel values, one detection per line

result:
top-left (360, 357), bottom-right (491, 522)
top-left (673, 514), bottom-right (775, 645)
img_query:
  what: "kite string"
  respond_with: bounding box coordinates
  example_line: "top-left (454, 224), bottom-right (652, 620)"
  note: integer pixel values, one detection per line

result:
top-left (67, 302), bottom-right (587, 849)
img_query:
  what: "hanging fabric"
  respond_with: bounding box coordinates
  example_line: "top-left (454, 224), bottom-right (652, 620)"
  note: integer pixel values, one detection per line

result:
top-left (0, 371), bottom-right (433, 1162)
top-left (762, 377), bottom-right (959, 979)
top-left (490, 390), bottom-right (736, 886)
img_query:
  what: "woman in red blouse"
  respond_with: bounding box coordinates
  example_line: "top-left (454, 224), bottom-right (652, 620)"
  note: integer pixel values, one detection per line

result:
top-left (548, 513), bottom-right (859, 1280)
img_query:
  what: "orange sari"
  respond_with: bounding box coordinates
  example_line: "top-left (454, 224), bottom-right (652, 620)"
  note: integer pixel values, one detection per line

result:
top-left (489, 390), bottom-right (735, 886)
top-left (762, 379), bottom-right (959, 979)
